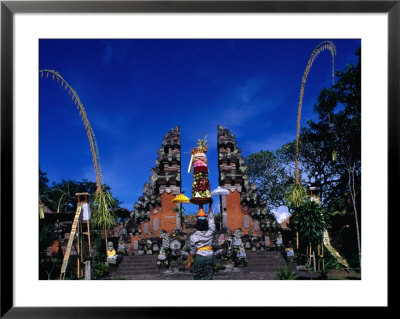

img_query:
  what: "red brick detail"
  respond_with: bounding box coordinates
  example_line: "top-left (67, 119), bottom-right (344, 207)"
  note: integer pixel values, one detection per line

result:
top-left (160, 191), bottom-right (177, 235)
top-left (225, 190), bottom-right (259, 236)
top-left (50, 240), bottom-right (60, 255)
top-left (139, 192), bottom-right (178, 238)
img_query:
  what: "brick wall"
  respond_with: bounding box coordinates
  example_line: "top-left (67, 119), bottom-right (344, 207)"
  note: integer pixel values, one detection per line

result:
top-left (160, 191), bottom-right (177, 234)
top-left (225, 190), bottom-right (259, 236)
top-left (139, 191), bottom-right (178, 238)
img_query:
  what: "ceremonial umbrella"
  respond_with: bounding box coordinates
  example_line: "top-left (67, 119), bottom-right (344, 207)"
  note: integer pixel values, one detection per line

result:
top-left (211, 186), bottom-right (229, 196)
top-left (172, 193), bottom-right (191, 204)
top-left (211, 186), bottom-right (230, 228)
top-left (172, 194), bottom-right (190, 229)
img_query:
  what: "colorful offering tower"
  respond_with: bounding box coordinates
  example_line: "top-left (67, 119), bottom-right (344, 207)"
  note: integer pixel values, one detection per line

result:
top-left (188, 138), bottom-right (212, 215)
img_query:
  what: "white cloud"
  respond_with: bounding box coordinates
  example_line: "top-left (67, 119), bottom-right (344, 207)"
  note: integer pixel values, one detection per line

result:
top-left (272, 205), bottom-right (291, 223)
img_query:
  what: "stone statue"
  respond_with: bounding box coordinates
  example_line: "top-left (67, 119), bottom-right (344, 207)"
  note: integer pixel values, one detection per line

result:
top-left (106, 241), bottom-right (119, 265)
top-left (117, 239), bottom-right (126, 255)
top-left (157, 230), bottom-right (170, 268)
top-left (231, 228), bottom-right (248, 267)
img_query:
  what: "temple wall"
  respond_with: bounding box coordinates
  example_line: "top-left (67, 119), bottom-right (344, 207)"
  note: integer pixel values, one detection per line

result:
top-left (218, 125), bottom-right (261, 236)
top-left (225, 190), bottom-right (258, 235)
top-left (160, 191), bottom-right (179, 234)
top-left (134, 126), bottom-right (181, 238)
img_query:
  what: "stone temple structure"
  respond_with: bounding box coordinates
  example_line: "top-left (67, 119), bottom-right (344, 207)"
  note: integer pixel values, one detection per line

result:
top-left (129, 125), bottom-right (266, 240)
top-left (132, 126), bottom-right (182, 237)
top-left (217, 125), bottom-right (262, 236)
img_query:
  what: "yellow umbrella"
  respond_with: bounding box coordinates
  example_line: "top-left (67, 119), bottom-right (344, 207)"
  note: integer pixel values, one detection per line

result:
top-left (172, 193), bottom-right (191, 204)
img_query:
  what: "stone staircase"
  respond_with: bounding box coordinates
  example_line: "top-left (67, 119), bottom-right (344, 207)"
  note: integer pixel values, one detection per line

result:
top-left (107, 250), bottom-right (286, 280)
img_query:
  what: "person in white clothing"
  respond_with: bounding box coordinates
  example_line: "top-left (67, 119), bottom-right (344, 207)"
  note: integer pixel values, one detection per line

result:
top-left (185, 207), bottom-right (215, 280)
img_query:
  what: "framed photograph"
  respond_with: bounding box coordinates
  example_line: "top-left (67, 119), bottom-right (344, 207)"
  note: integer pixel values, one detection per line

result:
top-left (1, 0), bottom-right (394, 316)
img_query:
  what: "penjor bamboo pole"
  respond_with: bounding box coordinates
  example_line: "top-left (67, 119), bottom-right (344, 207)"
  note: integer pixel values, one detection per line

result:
top-left (77, 222), bottom-right (80, 278)
top-left (87, 220), bottom-right (92, 257)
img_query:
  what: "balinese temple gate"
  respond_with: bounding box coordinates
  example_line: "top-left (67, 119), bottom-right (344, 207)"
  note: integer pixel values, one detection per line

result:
top-left (130, 125), bottom-right (265, 239)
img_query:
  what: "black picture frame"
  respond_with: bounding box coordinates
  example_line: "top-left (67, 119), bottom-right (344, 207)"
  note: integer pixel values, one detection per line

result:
top-left (1, 0), bottom-right (394, 317)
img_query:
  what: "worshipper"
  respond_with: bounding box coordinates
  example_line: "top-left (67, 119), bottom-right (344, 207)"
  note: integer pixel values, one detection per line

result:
top-left (185, 206), bottom-right (215, 280)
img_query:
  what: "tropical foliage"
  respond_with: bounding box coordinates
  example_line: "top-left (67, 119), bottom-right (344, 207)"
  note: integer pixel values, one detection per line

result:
top-left (244, 150), bottom-right (292, 211)
top-left (284, 184), bottom-right (308, 209)
top-left (92, 186), bottom-right (118, 239)
top-left (277, 264), bottom-right (297, 280)
top-left (39, 171), bottom-right (121, 214)
top-left (289, 200), bottom-right (330, 249)
top-left (246, 47), bottom-right (361, 265)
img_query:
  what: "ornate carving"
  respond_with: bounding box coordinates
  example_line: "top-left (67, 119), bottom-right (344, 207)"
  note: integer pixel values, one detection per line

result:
top-left (131, 127), bottom-right (181, 232)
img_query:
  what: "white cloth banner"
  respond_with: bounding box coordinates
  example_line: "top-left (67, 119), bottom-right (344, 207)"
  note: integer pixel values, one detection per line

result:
top-left (82, 203), bottom-right (91, 221)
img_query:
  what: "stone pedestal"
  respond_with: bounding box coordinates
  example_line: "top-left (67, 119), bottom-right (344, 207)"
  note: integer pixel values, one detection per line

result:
top-left (84, 261), bottom-right (91, 280)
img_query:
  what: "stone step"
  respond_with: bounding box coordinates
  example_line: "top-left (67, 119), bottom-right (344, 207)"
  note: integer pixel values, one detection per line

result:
top-left (120, 256), bottom-right (283, 265)
top-left (119, 260), bottom-right (159, 266)
top-left (108, 268), bottom-right (281, 280)
top-left (247, 255), bottom-right (282, 259)
top-left (120, 262), bottom-right (159, 267)
top-left (242, 267), bottom-right (284, 272)
top-left (112, 270), bottom-right (162, 275)
top-left (120, 253), bottom-right (281, 260)
top-left (116, 267), bottom-right (160, 273)
top-left (247, 258), bottom-right (283, 261)
top-left (247, 254), bottom-right (283, 258)
top-left (117, 263), bottom-right (282, 272)
top-left (246, 256), bottom-right (283, 260)
top-left (247, 252), bottom-right (282, 255)
top-left (110, 251), bottom-right (286, 280)
top-left (121, 255), bottom-right (158, 260)
top-left (111, 273), bottom-right (279, 280)
top-left (246, 261), bottom-right (285, 267)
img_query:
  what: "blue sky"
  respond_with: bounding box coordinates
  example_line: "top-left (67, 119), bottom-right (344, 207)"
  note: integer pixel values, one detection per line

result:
top-left (39, 39), bottom-right (360, 219)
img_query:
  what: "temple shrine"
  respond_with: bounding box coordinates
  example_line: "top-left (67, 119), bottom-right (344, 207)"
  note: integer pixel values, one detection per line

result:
top-left (132, 126), bottom-right (182, 237)
top-left (130, 125), bottom-right (264, 239)
top-left (217, 125), bottom-right (262, 236)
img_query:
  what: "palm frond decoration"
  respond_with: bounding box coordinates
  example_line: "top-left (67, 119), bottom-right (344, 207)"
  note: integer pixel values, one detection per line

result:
top-left (92, 187), bottom-right (117, 232)
top-left (194, 135), bottom-right (208, 153)
top-left (295, 41), bottom-right (336, 185)
top-left (41, 69), bottom-right (116, 248)
top-left (284, 184), bottom-right (308, 208)
top-left (40, 69), bottom-right (103, 192)
top-left (197, 135), bottom-right (208, 148)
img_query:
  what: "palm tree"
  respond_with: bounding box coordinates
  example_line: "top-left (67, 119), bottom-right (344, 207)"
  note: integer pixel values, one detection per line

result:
top-left (54, 179), bottom-right (77, 213)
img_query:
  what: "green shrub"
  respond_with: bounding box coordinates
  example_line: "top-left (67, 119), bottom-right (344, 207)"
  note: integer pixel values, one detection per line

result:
top-left (297, 253), bottom-right (308, 265)
top-left (324, 253), bottom-right (342, 271)
top-left (348, 253), bottom-right (361, 270)
top-left (277, 264), bottom-right (297, 280)
top-left (92, 261), bottom-right (109, 280)
top-left (290, 200), bottom-right (330, 249)
top-left (93, 233), bottom-right (107, 263)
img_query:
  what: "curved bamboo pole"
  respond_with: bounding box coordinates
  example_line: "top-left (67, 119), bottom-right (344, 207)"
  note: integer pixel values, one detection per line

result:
top-left (40, 69), bottom-right (103, 192)
top-left (295, 41), bottom-right (336, 185)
